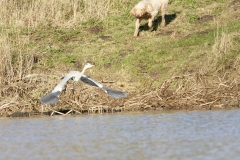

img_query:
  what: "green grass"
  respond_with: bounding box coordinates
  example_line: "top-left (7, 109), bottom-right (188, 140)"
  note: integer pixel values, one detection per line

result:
top-left (0, 0), bottom-right (239, 92)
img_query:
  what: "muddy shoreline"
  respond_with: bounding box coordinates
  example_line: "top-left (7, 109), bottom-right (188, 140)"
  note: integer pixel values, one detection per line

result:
top-left (6, 107), bottom-right (240, 118)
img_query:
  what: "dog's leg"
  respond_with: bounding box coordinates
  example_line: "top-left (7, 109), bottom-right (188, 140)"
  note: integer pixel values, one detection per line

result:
top-left (148, 18), bottom-right (153, 28)
top-left (149, 10), bottom-right (158, 28)
top-left (134, 18), bottom-right (141, 37)
top-left (161, 5), bottom-right (166, 27)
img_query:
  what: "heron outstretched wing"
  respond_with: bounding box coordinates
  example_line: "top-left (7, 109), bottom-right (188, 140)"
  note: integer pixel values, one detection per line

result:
top-left (40, 69), bottom-right (127, 105)
top-left (40, 71), bottom-right (79, 104)
top-left (101, 87), bottom-right (127, 98)
top-left (40, 91), bottom-right (61, 104)
top-left (52, 71), bottom-right (79, 92)
top-left (80, 75), bottom-right (102, 87)
top-left (80, 74), bottom-right (127, 98)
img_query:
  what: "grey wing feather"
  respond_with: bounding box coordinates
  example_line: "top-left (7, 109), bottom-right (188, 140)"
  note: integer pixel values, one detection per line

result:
top-left (80, 75), bottom-right (99, 87)
top-left (81, 74), bottom-right (127, 98)
top-left (53, 71), bottom-right (78, 91)
top-left (102, 87), bottom-right (127, 98)
top-left (40, 71), bottom-right (80, 104)
top-left (40, 91), bottom-right (61, 104)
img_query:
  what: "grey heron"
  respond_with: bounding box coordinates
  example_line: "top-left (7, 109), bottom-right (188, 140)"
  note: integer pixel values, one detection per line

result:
top-left (40, 63), bottom-right (127, 104)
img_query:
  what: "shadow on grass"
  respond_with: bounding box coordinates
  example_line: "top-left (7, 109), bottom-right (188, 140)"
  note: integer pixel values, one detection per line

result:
top-left (139, 13), bottom-right (177, 33)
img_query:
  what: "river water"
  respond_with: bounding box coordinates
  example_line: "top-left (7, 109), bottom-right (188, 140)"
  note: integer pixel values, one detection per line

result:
top-left (0, 109), bottom-right (240, 160)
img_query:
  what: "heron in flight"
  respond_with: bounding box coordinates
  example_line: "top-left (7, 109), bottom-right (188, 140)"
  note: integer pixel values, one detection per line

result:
top-left (40, 63), bottom-right (127, 104)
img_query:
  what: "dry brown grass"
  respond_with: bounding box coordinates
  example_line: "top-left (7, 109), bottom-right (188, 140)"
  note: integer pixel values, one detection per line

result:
top-left (0, 35), bottom-right (13, 84)
top-left (124, 72), bottom-right (240, 111)
top-left (2, 68), bottom-right (240, 117)
top-left (0, 0), bottom-right (111, 29)
top-left (212, 28), bottom-right (233, 58)
top-left (0, 30), bottom-right (34, 84)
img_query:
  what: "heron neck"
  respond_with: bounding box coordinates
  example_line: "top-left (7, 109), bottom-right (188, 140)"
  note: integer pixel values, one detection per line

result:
top-left (81, 66), bottom-right (88, 73)
top-left (74, 66), bottom-right (88, 81)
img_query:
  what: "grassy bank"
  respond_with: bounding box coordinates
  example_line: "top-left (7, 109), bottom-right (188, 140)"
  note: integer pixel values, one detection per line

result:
top-left (0, 0), bottom-right (240, 116)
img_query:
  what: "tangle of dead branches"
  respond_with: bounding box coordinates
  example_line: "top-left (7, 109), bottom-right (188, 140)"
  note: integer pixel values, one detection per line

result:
top-left (124, 72), bottom-right (240, 111)
top-left (1, 71), bottom-right (240, 117)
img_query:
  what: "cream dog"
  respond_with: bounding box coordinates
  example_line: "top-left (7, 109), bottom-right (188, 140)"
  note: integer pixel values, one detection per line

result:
top-left (130, 0), bottom-right (169, 37)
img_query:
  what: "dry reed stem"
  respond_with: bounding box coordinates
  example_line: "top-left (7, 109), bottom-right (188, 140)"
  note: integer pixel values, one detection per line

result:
top-left (213, 30), bottom-right (233, 58)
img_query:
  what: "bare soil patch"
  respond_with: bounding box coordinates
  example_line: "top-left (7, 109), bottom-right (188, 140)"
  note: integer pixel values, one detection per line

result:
top-left (195, 15), bottom-right (214, 24)
top-left (88, 26), bottom-right (104, 34)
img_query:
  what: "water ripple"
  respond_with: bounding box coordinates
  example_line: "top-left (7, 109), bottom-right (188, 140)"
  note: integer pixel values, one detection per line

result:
top-left (0, 110), bottom-right (240, 160)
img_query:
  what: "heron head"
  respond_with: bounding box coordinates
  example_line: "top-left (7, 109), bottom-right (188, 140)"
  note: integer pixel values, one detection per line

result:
top-left (85, 63), bottom-right (94, 69)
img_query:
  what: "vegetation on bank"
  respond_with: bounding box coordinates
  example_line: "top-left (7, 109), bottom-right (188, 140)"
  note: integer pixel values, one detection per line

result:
top-left (0, 0), bottom-right (240, 116)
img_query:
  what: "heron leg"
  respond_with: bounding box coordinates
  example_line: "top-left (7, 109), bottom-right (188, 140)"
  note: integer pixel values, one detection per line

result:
top-left (72, 81), bottom-right (75, 94)
top-left (63, 84), bottom-right (67, 92)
